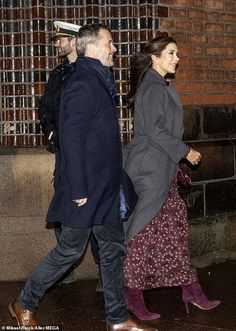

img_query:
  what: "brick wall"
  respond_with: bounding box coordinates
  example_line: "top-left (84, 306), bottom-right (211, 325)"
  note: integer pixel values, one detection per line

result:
top-left (159, 0), bottom-right (236, 106)
top-left (0, 1), bottom-right (160, 146)
top-left (1, 1), bottom-right (235, 144)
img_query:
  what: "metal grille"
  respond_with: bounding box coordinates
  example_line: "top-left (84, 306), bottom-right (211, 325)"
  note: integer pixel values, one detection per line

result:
top-left (0, 0), bottom-right (159, 146)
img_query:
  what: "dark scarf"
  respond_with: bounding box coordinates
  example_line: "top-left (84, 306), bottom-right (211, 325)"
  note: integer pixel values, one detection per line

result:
top-left (77, 56), bottom-right (117, 99)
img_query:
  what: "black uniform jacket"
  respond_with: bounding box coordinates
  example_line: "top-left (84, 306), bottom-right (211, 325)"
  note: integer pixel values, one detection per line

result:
top-left (38, 59), bottom-right (74, 137)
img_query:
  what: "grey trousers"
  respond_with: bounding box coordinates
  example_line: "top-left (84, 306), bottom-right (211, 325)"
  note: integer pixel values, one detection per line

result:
top-left (18, 222), bottom-right (129, 324)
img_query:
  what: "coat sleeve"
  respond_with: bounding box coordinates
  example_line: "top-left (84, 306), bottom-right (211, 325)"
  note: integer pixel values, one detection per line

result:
top-left (141, 83), bottom-right (189, 164)
top-left (61, 79), bottom-right (97, 200)
top-left (38, 69), bottom-right (63, 137)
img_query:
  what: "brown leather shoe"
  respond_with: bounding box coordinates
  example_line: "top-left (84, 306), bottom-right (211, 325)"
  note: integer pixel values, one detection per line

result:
top-left (8, 299), bottom-right (37, 327)
top-left (106, 317), bottom-right (158, 331)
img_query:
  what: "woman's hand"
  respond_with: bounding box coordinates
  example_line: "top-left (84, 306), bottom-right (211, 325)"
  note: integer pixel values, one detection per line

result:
top-left (186, 148), bottom-right (201, 166)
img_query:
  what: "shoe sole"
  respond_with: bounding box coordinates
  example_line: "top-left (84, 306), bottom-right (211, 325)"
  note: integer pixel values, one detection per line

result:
top-left (128, 309), bottom-right (161, 320)
top-left (8, 301), bottom-right (20, 327)
top-left (191, 301), bottom-right (220, 310)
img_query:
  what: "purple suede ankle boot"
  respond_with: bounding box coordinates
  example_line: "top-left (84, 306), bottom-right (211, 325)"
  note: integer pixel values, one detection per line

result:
top-left (125, 287), bottom-right (161, 320)
top-left (181, 281), bottom-right (221, 314)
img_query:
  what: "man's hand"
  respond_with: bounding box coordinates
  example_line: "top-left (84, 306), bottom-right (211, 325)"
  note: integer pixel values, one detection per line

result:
top-left (46, 130), bottom-right (60, 153)
top-left (73, 198), bottom-right (88, 207)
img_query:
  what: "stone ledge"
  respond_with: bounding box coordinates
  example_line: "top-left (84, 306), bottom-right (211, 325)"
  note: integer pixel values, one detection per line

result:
top-left (0, 152), bottom-right (54, 216)
top-left (0, 147), bottom-right (48, 155)
top-left (0, 216), bottom-right (98, 281)
top-left (191, 250), bottom-right (232, 268)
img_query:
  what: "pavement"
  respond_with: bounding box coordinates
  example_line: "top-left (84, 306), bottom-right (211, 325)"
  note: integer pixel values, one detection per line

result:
top-left (0, 261), bottom-right (235, 331)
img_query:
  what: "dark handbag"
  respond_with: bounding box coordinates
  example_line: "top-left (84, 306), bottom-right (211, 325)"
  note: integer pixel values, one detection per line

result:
top-left (120, 169), bottom-right (138, 222)
top-left (177, 168), bottom-right (191, 199)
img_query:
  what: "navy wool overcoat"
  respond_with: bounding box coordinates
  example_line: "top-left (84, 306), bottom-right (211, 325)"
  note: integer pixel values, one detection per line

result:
top-left (46, 56), bottom-right (122, 228)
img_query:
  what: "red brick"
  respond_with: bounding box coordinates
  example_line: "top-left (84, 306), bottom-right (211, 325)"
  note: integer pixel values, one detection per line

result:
top-left (209, 58), bottom-right (220, 68)
top-left (192, 21), bottom-right (204, 32)
top-left (177, 68), bottom-right (193, 80)
top-left (225, 94), bottom-right (236, 104)
top-left (159, 0), bottom-right (174, 4)
top-left (207, 12), bottom-right (220, 22)
top-left (206, 47), bottom-right (225, 56)
top-left (221, 82), bottom-right (236, 92)
top-left (170, 8), bottom-right (187, 18)
top-left (189, 82), bottom-right (208, 92)
top-left (205, 0), bottom-right (224, 10)
top-left (207, 82), bottom-right (223, 91)
top-left (225, 48), bottom-right (235, 56)
top-left (175, 20), bottom-right (192, 31)
top-left (222, 35), bottom-right (236, 46)
top-left (171, 32), bottom-right (187, 43)
top-left (193, 70), bottom-right (205, 80)
top-left (193, 94), bottom-right (225, 105)
top-left (175, 81), bottom-right (189, 92)
top-left (159, 18), bottom-right (175, 30)
top-left (180, 57), bottom-right (208, 70)
top-left (193, 0), bottom-right (204, 7)
top-left (225, 2), bottom-right (236, 11)
top-left (189, 9), bottom-right (207, 20)
top-left (178, 69), bottom-right (205, 80)
top-left (180, 94), bottom-right (193, 105)
top-left (226, 71), bottom-right (236, 80)
top-left (174, 0), bottom-right (193, 5)
top-left (178, 43), bottom-right (192, 54)
top-left (220, 13), bottom-right (236, 22)
top-left (178, 57), bottom-right (188, 67)
top-left (191, 95), bottom-right (204, 105)
top-left (205, 23), bottom-right (224, 33)
top-left (207, 35), bottom-right (220, 45)
top-left (221, 59), bottom-right (236, 69)
top-left (187, 33), bottom-right (207, 44)
top-left (192, 46), bottom-right (205, 55)
top-left (206, 70), bottom-right (225, 80)
top-left (184, 57), bottom-right (208, 68)
top-left (225, 24), bottom-right (236, 34)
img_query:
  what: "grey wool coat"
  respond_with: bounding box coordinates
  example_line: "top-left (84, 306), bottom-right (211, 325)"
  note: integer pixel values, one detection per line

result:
top-left (123, 68), bottom-right (189, 242)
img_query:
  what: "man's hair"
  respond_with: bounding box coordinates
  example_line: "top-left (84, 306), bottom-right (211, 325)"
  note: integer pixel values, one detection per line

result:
top-left (77, 23), bottom-right (110, 55)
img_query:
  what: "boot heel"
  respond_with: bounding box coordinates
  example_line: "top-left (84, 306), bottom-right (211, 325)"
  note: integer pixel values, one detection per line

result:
top-left (182, 282), bottom-right (221, 313)
top-left (8, 302), bottom-right (16, 318)
top-left (184, 301), bottom-right (189, 314)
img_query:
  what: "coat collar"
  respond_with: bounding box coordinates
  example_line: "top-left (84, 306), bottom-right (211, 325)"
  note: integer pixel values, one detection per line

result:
top-left (75, 56), bottom-right (116, 98)
top-left (75, 56), bottom-right (110, 81)
top-left (145, 68), bottom-right (170, 86)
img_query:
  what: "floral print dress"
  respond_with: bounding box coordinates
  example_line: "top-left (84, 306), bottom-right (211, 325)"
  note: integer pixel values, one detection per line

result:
top-left (124, 176), bottom-right (197, 289)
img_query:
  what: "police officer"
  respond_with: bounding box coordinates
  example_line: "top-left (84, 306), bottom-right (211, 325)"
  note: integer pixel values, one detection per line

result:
top-left (39, 20), bottom-right (80, 153)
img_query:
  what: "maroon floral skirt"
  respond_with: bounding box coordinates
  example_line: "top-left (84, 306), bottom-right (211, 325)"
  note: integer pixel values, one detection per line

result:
top-left (124, 177), bottom-right (197, 289)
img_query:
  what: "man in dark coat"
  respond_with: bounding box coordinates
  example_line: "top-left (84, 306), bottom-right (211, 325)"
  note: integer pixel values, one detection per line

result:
top-left (8, 23), bottom-right (157, 331)
top-left (38, 20), bottom-right (101, 285)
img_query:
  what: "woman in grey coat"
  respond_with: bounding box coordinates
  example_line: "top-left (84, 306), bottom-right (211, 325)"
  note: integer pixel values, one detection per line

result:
top-left (123, 37), bottom-right (220, 320)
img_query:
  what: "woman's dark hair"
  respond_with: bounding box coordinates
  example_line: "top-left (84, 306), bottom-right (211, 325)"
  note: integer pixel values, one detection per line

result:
top-left (128, 36), bottom-right (177, 104)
